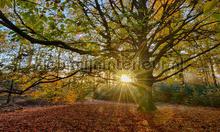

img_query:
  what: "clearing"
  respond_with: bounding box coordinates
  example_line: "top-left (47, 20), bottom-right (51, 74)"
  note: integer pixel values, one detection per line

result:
top-left (0, 101), bottom-right (220, 131)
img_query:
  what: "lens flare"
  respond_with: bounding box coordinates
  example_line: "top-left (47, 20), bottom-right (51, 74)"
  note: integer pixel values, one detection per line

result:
top-left (120, 74), bottom-right (132, 83)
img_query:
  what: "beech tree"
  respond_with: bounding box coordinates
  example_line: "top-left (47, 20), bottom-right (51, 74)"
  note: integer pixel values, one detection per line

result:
top-left (1, 0), bottom-right (220, 111)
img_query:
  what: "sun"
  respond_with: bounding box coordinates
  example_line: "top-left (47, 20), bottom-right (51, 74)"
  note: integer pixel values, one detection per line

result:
top-left (120, 74), bottom-right (132, 83)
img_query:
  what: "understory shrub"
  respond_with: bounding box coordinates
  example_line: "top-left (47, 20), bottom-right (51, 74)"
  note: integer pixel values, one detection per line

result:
top-left (154, 82), bottom-right (220, 107)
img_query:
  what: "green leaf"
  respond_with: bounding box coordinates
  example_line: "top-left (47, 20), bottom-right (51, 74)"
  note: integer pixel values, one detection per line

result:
top-left (213, 14), bottom-right (220, 21)
top-left (57, 11), bottom-right (63, 17)
top-left (59, 24), bottom-right (64, 31)
top-left (5, 0), bottom-right (11, 7)
top-left (0, 0), bottom-right (11, 9)
top-left (203, 0), bottom-right (218, 13)
top-left (49, 21), bottom-right (56, 29)
top-left (46, 2), bottom-right (49, 7)
top-left (0, 0), bottom-right (6, 8)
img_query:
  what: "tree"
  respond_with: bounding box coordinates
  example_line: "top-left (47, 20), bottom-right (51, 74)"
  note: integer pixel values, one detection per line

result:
top-left (1, 0), bottom-right (220, 112)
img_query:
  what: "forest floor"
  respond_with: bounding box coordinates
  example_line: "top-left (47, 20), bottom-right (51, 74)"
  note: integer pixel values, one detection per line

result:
top-left (0, 100), bottom-right (220, 132)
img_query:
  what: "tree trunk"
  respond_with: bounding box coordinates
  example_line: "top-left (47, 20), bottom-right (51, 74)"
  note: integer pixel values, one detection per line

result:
top-left (135, 69), bottom-right (157, 129)
top-left (199, 58), bottom-right (210, 86)
top-left (6, 80), bottom-right (13, 104)
top-left (209, 58), bottom-right (218, 87)
top-left (136, 70), bottom-right (157, 112)
top-left (179, 72), bottom-right (185, 92)
top-left (27, 44), bottom-right (33, 70)
top-left (56, 48), bottom-right (61, 76)
top-left (179, 56), bottom-right (186, 94)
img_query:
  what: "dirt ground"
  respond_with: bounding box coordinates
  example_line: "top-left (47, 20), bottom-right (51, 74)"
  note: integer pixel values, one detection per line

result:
top-left (0, 101), bottom-right (220, 132)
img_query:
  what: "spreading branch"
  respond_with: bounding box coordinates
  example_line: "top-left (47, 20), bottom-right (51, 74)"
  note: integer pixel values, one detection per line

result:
top-left (0, 10), bottom-right (97, 55)
top-left (155, 42), bottom-right (220, 79)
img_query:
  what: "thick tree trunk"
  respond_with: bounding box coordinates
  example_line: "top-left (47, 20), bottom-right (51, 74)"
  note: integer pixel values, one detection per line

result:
top-left (136, 70), bottom-right (157, 112)
top-left (135, 69), bottom-right (157, 129)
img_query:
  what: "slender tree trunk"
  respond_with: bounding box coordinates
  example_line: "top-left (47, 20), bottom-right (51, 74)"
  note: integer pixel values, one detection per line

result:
top-left (56, 48), bottom-right (61, 76)
top-left (199, 58), bottom-right (210, 86)
top-left (34, 46), bottom-right (41, 70)
top-left (179, 72), bottom-right (185, 91)
top-left (209, 58), bottom-right (218, 87)
top-left (6, 80), bottom-right (13, 104)
top-left (14, 43), bottom-right (23, 71)
top-left (27, 44), bottom-right (33, 70)
top-left (173, 48), bottom-right (185, 93)
top-left (178, 57), bottom-right (186, 103)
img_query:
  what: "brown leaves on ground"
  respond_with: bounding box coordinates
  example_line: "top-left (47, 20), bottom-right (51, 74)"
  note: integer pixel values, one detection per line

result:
top-left (0, 101), bottom-right (220, 132)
